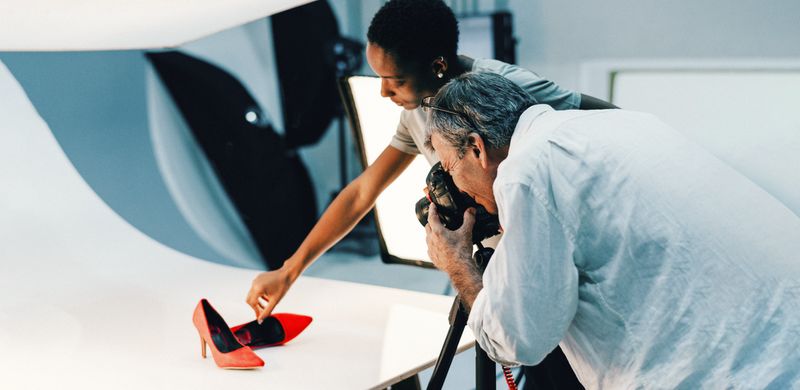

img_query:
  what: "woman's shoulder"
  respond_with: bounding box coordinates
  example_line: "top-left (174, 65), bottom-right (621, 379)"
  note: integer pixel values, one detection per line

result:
top-left (470, 58), bottom-right (529, 75)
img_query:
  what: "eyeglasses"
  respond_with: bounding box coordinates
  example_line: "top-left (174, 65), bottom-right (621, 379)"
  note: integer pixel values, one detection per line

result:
top-left (421, 96), bottom-right (479, 134)
top-left (421, 96), bottom-right (464, 118)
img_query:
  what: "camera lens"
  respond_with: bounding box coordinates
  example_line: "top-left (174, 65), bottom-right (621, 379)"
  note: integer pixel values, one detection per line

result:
top-left (416, 162), bottom-right (501, 243)
top-left (415, 196), bottom-right (432, 227)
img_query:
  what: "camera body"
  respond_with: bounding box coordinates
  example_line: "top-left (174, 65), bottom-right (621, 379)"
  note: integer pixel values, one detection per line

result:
top-left (415, 162), bottom-right (500, 244)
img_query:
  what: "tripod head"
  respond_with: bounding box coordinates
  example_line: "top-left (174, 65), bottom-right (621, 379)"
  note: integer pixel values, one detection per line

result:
top-left (473, 243), bottom-right (494, 273)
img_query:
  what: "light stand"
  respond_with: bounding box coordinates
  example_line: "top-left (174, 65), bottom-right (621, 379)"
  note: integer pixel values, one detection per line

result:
top-left (329, 37), bottom-right (364, 193)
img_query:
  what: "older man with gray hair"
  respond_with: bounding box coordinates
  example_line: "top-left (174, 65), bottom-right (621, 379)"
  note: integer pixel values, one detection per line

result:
top-left (423, 72), bottom-right (800, 388)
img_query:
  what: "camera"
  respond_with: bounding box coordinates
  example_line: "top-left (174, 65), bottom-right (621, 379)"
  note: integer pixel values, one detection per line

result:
top-left (415, 162), bottom-right (500, 244)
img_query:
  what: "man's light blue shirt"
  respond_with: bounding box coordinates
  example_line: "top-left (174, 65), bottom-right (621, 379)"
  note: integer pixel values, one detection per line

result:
top-left (468, 106), bottom-right (800, 388)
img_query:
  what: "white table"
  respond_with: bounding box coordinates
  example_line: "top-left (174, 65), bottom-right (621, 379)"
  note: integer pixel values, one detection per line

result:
top-left (0, 62), bottom-right (473, 389)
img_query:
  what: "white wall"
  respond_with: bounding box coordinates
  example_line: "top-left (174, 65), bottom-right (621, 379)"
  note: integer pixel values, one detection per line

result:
top-left (351, 0), bottom-right (800, 91)
top-left (509, 0), bottom-right (800, 91)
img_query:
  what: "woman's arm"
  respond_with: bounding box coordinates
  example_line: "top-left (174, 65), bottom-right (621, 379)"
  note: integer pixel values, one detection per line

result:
top-left (246, 145), bottom-right (416, 321)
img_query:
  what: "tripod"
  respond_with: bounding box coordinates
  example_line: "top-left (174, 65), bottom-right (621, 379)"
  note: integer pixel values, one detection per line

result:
top-left (427, 244), bottom-right (501, 390)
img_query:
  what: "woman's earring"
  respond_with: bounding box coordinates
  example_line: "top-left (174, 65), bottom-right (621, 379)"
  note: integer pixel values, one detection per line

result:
top-left (437, 72), bottom-right (444, 79)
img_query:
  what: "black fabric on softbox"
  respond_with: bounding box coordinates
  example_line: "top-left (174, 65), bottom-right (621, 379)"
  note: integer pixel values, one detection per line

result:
top-left (147, 51), bottom-right (317, 270)
top-left (271, 0), bottom-right (341, 148)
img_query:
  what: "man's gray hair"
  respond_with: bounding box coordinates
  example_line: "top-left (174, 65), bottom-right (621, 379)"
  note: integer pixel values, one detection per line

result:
top-left (425, 72), bottom-right (535, 157)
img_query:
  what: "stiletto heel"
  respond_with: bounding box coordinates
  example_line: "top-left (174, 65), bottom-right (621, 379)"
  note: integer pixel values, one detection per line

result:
top-left (193, 299), bottom-right (264, 369)
top-left (231, 313), bottom-right (313, 349)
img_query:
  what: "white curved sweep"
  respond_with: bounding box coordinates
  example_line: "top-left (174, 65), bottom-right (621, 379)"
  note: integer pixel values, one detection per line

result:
top-left (0, 62), bottom-right (472, 389)
top-left (0, 0), bottom-right (313, 51)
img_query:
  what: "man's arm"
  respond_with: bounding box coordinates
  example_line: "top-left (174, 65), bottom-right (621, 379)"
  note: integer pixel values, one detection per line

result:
top-left (580, 93), bottom-right (618, 109)
top-left (424, 205), bottom-right (483, 308)
top-left (428, 182), bottom-right (580, 366)
top-left (472, 183), bottom-right (578, 366)
top-left (443, 259), bottom-right (483, 309)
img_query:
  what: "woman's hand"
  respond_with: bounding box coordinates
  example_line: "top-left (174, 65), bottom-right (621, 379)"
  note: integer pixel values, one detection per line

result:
top-left (246, 266), bottom-right (294, 323)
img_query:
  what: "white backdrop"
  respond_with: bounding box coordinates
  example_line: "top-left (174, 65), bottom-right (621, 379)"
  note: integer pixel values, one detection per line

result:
top-left (0, 61), bottom-right (472, 389)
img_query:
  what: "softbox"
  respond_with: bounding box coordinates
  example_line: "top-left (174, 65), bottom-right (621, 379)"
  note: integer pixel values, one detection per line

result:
top-left (148, 51), bottom-right (317, 270)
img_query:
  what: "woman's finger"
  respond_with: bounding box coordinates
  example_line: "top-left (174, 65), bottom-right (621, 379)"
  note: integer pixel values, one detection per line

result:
top-left (257, 295), bottom-right (278, 324)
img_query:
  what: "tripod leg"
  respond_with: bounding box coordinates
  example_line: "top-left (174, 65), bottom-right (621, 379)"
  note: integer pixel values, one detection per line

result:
top-left (476, 346), bottom-right (496, 390)
top-left (392, 374), bottom-right (421, 390)
top-left (426, 298), bottom-right (468, 390)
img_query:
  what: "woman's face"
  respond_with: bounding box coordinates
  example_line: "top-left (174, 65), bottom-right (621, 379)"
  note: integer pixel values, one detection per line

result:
top-left (366, 42), bottom-right (438, 110)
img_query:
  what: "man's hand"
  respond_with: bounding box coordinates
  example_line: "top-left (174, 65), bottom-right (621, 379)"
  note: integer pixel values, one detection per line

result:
top-left (246, 267), bottom-right (293, 324)
top-left (425, 203), bottom-right (475, 271)
top-left (425, 204), bottom-right (483, 307)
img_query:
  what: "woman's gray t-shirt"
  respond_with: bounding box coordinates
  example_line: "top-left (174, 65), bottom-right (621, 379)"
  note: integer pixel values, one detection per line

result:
top-left (389, 58), bottom-right (581, 163)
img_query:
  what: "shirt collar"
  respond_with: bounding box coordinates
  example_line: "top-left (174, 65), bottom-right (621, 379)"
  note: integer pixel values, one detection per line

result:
top-left (509, 104), bottom-right (554, 147)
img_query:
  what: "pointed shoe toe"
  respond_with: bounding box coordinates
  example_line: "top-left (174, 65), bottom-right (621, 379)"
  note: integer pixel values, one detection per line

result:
top-left (215, 347), bottom-right (265, 370)
top-left (272, 313), bottom-right (312, 344)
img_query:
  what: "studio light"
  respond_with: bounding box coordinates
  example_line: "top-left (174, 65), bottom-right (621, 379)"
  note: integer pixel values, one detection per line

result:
top-left (340, 76), bottom-right (435, 267)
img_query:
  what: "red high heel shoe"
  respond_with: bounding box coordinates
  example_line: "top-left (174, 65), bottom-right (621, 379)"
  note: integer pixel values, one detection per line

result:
top-left (192, 299), bottom-right (264, 369)
top-left (231, 314), bottom-right (313, 349)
